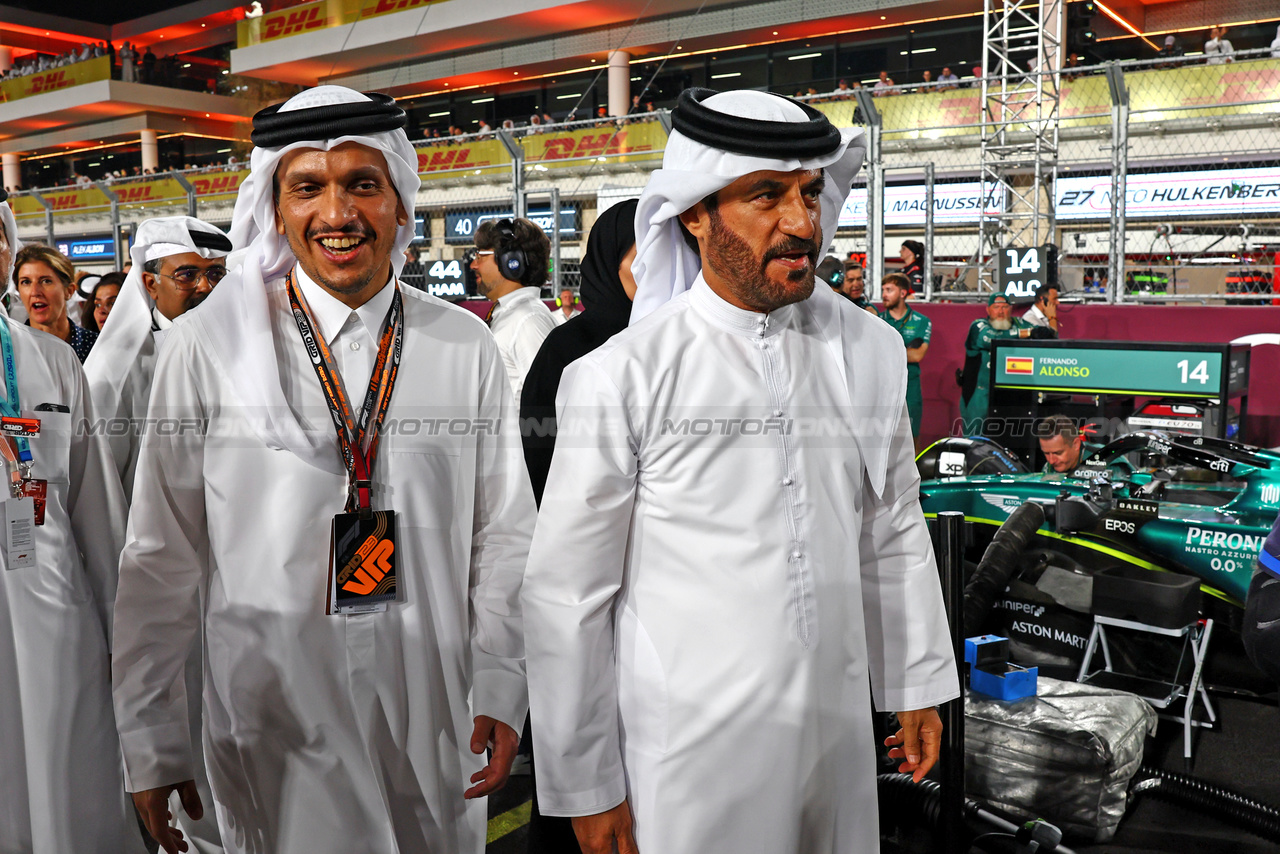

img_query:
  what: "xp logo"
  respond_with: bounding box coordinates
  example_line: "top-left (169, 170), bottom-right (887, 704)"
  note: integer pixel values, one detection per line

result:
top-left (1262, 484), bottom-right (1280, 505)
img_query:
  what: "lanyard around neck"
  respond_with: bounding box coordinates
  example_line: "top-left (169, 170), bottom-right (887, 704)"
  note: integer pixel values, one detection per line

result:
top-left (286, 273), bottom-right (403, 516)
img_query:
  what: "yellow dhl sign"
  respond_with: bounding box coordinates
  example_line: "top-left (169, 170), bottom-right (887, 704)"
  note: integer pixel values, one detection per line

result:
top-left (9, 171), bottom-right (250, 218)
top-left (0, 56), bottom-right (110, 103)
top-left (814, 57), bottom-right (1280, 139)
top-left (240, 0), bottom-right (444, 46)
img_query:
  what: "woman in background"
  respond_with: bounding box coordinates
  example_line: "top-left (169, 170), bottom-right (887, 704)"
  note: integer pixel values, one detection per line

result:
top-left (82, 272), bottom-right (126, 334)
top-left (13, 245), bottom-right (98, 361)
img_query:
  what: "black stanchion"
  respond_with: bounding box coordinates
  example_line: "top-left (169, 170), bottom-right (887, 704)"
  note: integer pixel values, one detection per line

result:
top-left (935, 511), bottom-right (968, 852)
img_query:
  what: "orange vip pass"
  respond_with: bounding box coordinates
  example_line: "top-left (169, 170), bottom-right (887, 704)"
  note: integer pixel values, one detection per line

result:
top-left (0, 417), bottom-right (40, 437)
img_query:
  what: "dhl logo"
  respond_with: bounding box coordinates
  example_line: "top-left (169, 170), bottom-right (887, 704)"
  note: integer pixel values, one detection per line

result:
top-left (30, 72), bottom-right (70, 95)
top-left (540, 131), bottom-right (636, 161)
top-left (192, 174), bottom-right (244, 195)
top-left (48, 193), bottom-right (88, 210)
top-left (417, 148), bottom-right (479, 172)
top-left (263, 6), bottom-right (324, 39)
top-left (116, 186), bottom-right (157, 203)
top-left (369, 0), bottom-right (433, 13)
top-left (341, 534), bottom-right (395, 595)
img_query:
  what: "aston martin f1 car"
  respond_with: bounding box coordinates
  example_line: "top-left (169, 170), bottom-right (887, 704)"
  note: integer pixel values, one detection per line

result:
top-left (917, 431), bottom-right (1280, 608)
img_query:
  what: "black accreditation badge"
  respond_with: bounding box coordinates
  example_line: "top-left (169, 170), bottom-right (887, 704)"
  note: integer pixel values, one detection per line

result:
top-left (327, 510), bottom-right (398, 615)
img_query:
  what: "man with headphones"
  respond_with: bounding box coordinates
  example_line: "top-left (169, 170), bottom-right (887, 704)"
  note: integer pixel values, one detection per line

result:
top-left (552, 287), bottom-right (581, 325)
top-left (470, 218), bottom-right (558, 400)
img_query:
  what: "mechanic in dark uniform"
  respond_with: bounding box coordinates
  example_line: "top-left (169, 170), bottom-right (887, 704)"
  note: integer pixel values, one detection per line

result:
top-left (878, 272), bottom-right (931, 443)
top-left (840, 258), bottom-right (877, 313)
top-left (1245, 513), bottom-right (1280, 684)
top-left (1036, 414), bottom-right (1106, 475)
top-left (958, 292), bottom-right (1053, 430)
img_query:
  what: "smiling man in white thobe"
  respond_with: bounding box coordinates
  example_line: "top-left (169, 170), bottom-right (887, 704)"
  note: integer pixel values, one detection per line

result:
top-left (111, 87), bottom-right (535, 854)
top-left (522, 88), bottom-right (961, 854)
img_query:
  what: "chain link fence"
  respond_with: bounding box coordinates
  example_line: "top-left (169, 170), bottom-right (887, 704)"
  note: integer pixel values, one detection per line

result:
top-left (9, 56), bottom-right (1280, 304)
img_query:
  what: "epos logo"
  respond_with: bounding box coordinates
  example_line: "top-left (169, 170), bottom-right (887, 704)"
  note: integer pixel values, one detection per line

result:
top-left (264, 7), bottom-right (324, 39)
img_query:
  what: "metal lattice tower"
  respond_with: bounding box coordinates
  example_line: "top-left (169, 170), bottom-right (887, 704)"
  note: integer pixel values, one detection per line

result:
top-left (975, 0), bottom-right (1064, 292)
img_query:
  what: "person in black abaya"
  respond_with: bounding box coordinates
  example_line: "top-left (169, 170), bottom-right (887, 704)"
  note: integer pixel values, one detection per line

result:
top-left (518, 197), bottom-right (638, 854)
top-left (521, 197), bottom-right (639, 504)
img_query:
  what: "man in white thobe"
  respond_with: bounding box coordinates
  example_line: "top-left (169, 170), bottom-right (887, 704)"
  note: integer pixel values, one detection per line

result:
top-left (111, 86), bottom-right (535, 854)
top-left (85, 217), bottom-right (231, 497)
top-left (0, 195), bottom-right (144, 853)
top-left (522, 89), bottom-right (960, 854)
top-left (85, 216), bottom-right (231, 854)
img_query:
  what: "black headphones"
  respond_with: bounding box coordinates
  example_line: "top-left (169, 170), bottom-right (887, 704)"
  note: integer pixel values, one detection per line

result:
top-left (492, 219), bottom-right (527, 283)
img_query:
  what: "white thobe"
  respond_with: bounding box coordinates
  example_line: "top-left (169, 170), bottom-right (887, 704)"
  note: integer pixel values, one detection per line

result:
top-left (0, 316), bottom-right (142, 854)
top-left (112, 272), bottom-right (536, 854)
top-left (91, 304), bottom-right (226, 854)
top-left (487, 286), bottom-right (557, 402)
top-left (523, 277), bottom-right (960, 854)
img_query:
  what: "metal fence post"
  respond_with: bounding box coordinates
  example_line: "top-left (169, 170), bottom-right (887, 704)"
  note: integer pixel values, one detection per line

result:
top-left (94, 181), bottom-right (123, 270)
top-left (29, 191), bottom-right (55, 248)
top-left (853, 88), bottom-right (884, 297)
top-left (497, 130), bottom-right (525, 220)
top-left (934, 511), bottom-right (968, 852)
top-left (1105, 63), bottom-right (1129, 305)
top-left (171, 170), bottom-right (198, 218)
top-left (923, 162), bottom-right (935, 301)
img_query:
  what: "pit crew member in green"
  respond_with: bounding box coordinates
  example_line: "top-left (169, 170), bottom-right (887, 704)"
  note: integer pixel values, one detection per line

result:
top-left (878, 273), bottom-right (930, 442)
top-left (958, 292), bottom-right (1053, 431)
top-left (1036, 414), bottom-right (1104, 475)
top-left (1035, 414), bottom-right (1135, 478)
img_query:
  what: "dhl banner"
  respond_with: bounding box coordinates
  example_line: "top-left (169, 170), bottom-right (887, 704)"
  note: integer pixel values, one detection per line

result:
top-left (238, 0), bottom-right (444, 46)
top-left (522, 121), bottom-right (666, 165)
top-left (360, 0), bottom-right (443, 19)
top-left (239, 0), bottom-right (328, 46)
top-left (415, 138), bottom-right (511, 178)
top-left (413, 122), bottom-right (667, 181)
top-left (818, 57), bottom-right (1280, 139)
top-left (0, 55), bottom-right (110, 103)
top-left (10, 171), bottom-right (250, 220)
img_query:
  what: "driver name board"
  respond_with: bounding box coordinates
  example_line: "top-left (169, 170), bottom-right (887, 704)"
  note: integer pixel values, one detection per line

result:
top-left (994, 342), bottom-right (1228, 397)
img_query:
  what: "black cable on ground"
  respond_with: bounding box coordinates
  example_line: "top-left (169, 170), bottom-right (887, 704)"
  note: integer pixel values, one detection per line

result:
top-left (963, 501), bottom-right (1045, 632)
top-left (877, 773), bottom-right (1077, 854)
top-left (1130, 766), bottom-right (1280, 844)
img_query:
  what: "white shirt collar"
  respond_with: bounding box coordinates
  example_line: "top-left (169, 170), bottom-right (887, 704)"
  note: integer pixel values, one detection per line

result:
top-left (152, 305), bottom-right (174, 331)
top-left (494, 286), bottom-right (544, 311)
top-left (690, 273), bottom-right (795, 338)
top-left (293, 264), bottom-right (395, 345)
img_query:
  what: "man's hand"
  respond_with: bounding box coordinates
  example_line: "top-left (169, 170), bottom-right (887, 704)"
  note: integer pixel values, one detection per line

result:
top-left (884, 707), bottom-right (944, 782)
top-left (464, 715), bottom-right (520, 799)
top-left (572, 801), bottom-right (639, 854)
top-left (132, 780), bottom-right (201, 854)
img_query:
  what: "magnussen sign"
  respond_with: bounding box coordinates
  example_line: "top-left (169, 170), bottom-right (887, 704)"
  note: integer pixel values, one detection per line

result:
top-left (1056, 166), bottom-right (1280, 220)
top-left (839, 182), bottom-right (1005, 228)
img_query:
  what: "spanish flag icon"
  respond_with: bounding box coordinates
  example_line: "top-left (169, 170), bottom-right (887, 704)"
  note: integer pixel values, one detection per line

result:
top-left (1005, 356), bottom-right (1034, 375)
